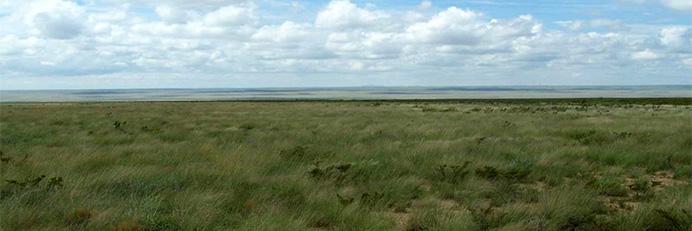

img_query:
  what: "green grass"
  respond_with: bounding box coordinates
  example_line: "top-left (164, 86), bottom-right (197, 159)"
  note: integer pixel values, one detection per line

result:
top-left (1, 99), bottom-right (691, 230)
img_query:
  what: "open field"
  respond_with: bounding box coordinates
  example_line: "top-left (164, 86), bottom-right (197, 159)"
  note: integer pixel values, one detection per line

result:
top-left (1, 99), bottom-right (691, 230)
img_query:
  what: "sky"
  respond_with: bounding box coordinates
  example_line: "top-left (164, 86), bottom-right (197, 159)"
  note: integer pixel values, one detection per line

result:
top-left (0, 0), bottom-right (690, 90)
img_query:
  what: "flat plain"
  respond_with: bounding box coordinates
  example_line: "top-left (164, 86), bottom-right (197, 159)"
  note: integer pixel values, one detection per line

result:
top-left (1, 99), bottom-right (691, 230)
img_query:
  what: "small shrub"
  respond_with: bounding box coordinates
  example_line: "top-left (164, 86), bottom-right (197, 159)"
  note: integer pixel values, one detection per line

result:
top-left (308, 162), bottom-right (351, 183)
top-left (113, 120), bottom-right (126, 129)
top-left (239, 123), bottom-right (256, 130)
top-left (611, 131), bottom-right (632, 139)
top-left (422, 107), bottom-right (457, 112)
top-left (0, 151), bottom-right (12, 163)
top-left (66, 208), bottom-right (93, 226)
top-left (308, 162), bottom-right (354, 184)
top-left (557, 213), bottom-right (612, 231)
top-left (279, 146), bottom-right (309, 160)
top-left (359, 191), bottom-right (385, 207)
top-left (336, 194), bottom-right (354, 206)
top-left (141, 126), bottom-right (161, 133)
top-left (475, 166), bottom-right (501, 180)
top-left (47, 177), bottom-right (64, 190)
top-left (475, 163), bottom-right (533, 182)
top-left (5, 175), bottom-right (46, 188)
top-left (568, 130), bottom-right (609, 145)
top-left (435, 162), bottom-right (471, 183)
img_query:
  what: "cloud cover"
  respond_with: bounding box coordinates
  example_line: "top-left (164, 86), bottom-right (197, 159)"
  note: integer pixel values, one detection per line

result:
top-left (0, 0), bottom-right (690, 89)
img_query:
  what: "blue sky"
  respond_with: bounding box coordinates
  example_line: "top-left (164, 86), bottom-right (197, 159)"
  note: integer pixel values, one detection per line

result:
top-left (0, 0), bottom-right (690, 90)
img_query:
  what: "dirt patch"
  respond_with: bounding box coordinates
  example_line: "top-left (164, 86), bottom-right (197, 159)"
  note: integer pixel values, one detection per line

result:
top-left (603, 171), bottom-right (686, 212)
top-left (382, 212), bottom-right (411, 231)
top-left (381, 198), bottom-right (461, 230)
top-left (650, 171), bottom-right (685, 190)
top-left (518, 181), bottom-right (547, 192)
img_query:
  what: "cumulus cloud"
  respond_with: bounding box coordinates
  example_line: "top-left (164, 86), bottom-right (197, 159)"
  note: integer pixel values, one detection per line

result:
top-left (33, 12), bottom-right (84, 39)
top-left (155, 5), bottom-right (194, 24)
top-left (22, 0), bottom-right (86, 39)
top-left (623, 0), bottom-right (692, 11)
top-left (252, 21), bottom-right (311, 43)
top-left (203, 5), bottom-right (256, 26)
top-left (556, 19), bottom-right (627, 31)
top-left (404, 7), bottom-right (541, 56)
top-left (315, 0), bottom-right (387, 29)
top-left (661, 0), bottom-right (692, 11)
top-left (660, 26), bottom-right (691, 51)
top-left (0, 0), bottom-right (690, 89)
top-left (631, 49), bottom-right (662, 60)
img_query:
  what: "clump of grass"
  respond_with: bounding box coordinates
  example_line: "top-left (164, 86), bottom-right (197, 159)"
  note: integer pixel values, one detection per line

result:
top-left (0, 100), bottom-right (689, 230)
top-left (0, 151), bottom-right (12, 163)
top-left (434, 162), bottom-right (471, 183)
top-left (634, 208), bottom-right (692, 231)
top-left (113, 120), bottom-right (126, 129)
top-left (611, 131), bottom-right (633, 139)
top-left (567, 129), bottom-right (610, 145)
top-left (421, 107), bottom-right (457, 112)
top-left (589, 176), bottom-right (629, 197)
top-left (5, 175), bottom-right (46, 188)
top-left (407, 209), bottom-right (478, 230)
top-left (141, 125), bottom-right (161, 133)
top-left (239, 123), bottom-right (256, 130)
top-left (112, 219), bottom-right (144, 231)
top-left (308, 162), bottom-right (354, 184)
top-left (474, 164), bottom-right (532, 182)
top-left (279, 145), bottom-right (309, 160)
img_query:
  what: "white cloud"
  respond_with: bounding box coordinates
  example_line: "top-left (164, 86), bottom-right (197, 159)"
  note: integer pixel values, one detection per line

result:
top-left (660, 26), bottom-right (690, 51)
top-left (631, 49), bottom-right (662, 60)
top-left (252, 21), bottom-right (311, 43)
top-left (33, 12), bottom-right (84, 39)
top-left (155, 5), bottom-right (194, 24)
top-left (623, 0), bottom-right (692, 11)
top-left (315, 0), bottom-right (387, 30)
top-left (203, 5), bottom-right (255, 26)
top-left (405, 7), bottom-right (484, 44)
top-left (419, 1), bottom-right (432, 9)
top-left (556, 19), bottom-right (627, 31)
top-left (21, 0), bottom-right (86, 39)
top-left (661, 0), bottom-right (692, 11)
top-left (0, 0), bottom-right (689, 89)
top-left (404, 7), bottom-right (539, 49)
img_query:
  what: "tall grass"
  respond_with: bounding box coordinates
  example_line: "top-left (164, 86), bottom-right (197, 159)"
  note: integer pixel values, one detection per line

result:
top-left (1, 100), bottom-right (690, 230)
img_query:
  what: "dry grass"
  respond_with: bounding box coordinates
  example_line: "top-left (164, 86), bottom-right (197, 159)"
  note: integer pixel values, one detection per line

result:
top-left (1, 100), bottom-right (691, 230)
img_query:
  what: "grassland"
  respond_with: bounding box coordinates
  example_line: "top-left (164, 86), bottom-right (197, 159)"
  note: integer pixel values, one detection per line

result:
top-left (1, 99), bottom-right (691, 230)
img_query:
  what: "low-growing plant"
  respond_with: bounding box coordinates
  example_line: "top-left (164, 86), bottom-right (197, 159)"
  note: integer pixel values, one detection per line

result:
top-left (568, 130), bottom-right (610, 145)
top-left (589, 176), bottom-right (629, 197)
top-left (279, 146), bottom-right (309, 160)
top-left (422, 107), bottom-right (457, 112)
top-left (435, 161), bottom-right (471, 183)
top-left (640, 208), bottom-right (692, 231)
top-left (66, 208), bottom-right (93, 226)
top-left (5, 175), bottom-right (46, 188)
top-left (0, 151), bottom-right (11, 163)
top-left (113, 120), bottom-right (126, 129)
top-left (239, 123), bottom-right (256, 130)
top-left (336, 193), bottom-right (354, 206)
top-left (308, 162), bottom-right (354, 184)
top-left (475, 164), bottom-right (532, 182)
